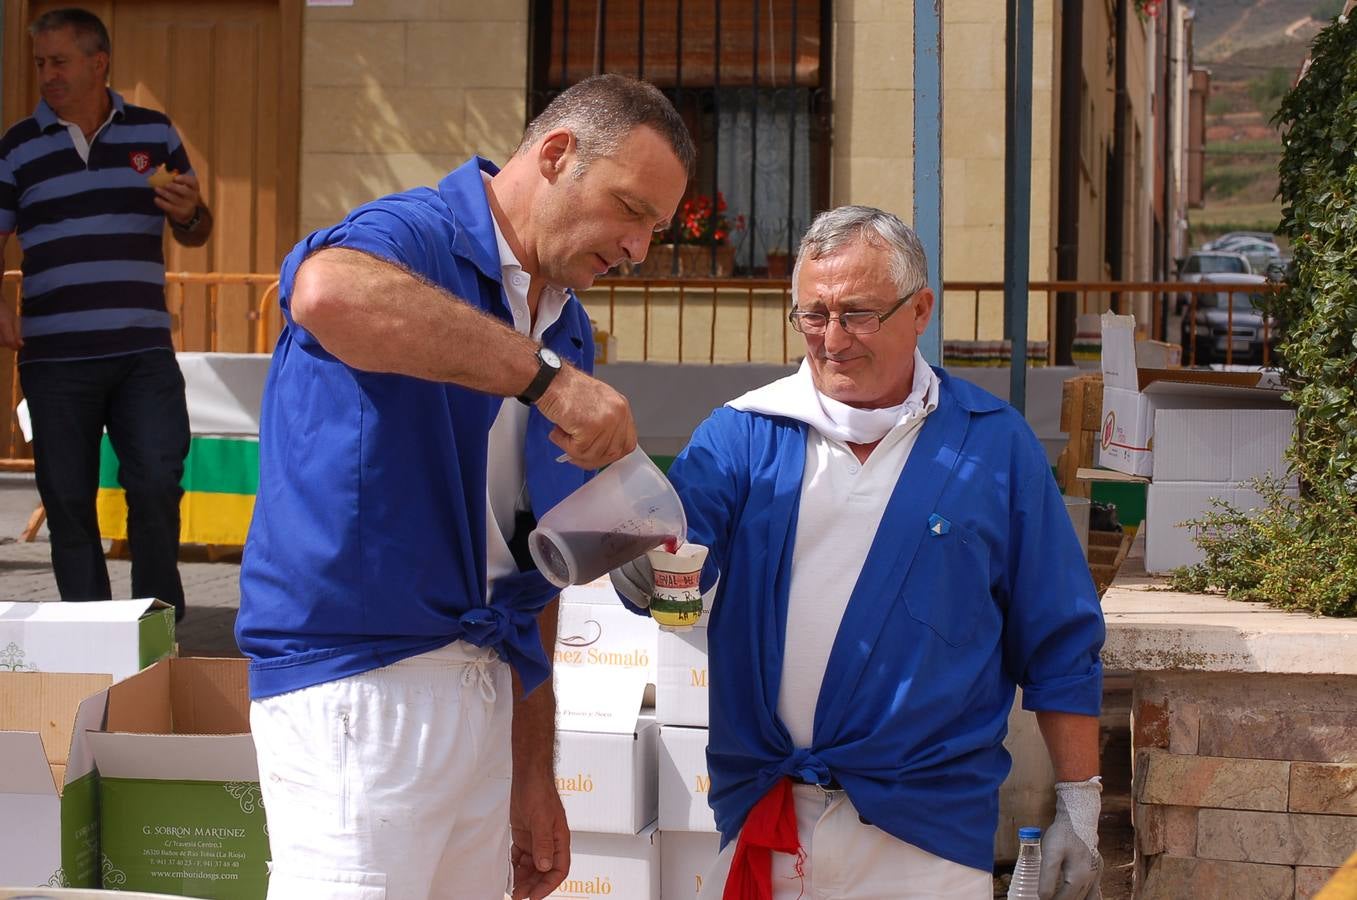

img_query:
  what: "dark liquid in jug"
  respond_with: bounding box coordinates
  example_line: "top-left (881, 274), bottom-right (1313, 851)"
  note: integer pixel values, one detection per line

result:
top-left (533, 530), bottom-right (679, 585)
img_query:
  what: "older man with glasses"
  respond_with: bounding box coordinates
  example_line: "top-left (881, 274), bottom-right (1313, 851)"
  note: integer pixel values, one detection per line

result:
top-left (613, 205), bottom-right (1106, 900)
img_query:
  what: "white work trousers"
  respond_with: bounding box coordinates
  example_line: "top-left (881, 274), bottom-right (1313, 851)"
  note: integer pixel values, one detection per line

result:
top-left (251, 642), bottom-right (514, 899)
top-left (698, 784), bottom-right (993, 900)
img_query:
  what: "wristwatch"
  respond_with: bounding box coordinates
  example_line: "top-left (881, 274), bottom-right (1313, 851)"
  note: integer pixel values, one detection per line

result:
top-left (171, 205), bottom-right (203, 233)
top-left (517, 346), bottom-right (563, 405)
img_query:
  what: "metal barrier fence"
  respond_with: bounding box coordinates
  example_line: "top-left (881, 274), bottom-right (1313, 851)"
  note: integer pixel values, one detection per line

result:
top-left (1, 271), bottom-right (1282, 460)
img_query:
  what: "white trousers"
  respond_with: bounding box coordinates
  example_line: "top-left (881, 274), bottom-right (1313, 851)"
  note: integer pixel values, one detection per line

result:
top-left (251, 642), bottom-right (514, 900)
top-left (697, 784), bottom-right (993, 900)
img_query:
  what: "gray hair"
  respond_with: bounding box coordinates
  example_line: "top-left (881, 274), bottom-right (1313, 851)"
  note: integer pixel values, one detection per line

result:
top-left (517, 74), bottom-right (696, 180)
top-left (30, 8), bottom-right (110, 56)
top-left (791, 206), bottom-right (929, 305)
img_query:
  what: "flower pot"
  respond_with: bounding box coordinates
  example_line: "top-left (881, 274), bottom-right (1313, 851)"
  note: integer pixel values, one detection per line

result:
top-left (679, 243), bottom-right (736, 277)
top-left (628, 243), bottom-right (683, 277)
top-left (766, 252), bottom-right (793, 279)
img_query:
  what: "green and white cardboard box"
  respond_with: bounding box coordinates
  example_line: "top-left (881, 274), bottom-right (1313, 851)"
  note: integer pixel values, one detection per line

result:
top-left (85, 657), bottom-right (267, 899)
top-left (0, 671), bottom-right (112, 888)
top-left (546, 824), bottom-right (660, 900)
top-left (0, 598), bottom-right (175, 680)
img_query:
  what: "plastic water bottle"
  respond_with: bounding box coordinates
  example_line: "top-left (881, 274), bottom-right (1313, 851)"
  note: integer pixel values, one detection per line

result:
top-left (1007, 826), bottom-right (1042, 900)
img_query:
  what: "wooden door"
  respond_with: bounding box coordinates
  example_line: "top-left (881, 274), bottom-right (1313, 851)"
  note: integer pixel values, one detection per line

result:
top-left (4, 0), bottom-right (300, 352)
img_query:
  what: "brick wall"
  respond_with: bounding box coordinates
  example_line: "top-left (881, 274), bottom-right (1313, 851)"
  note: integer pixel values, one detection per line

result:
top-left (1131, 672), bottom-right (1357, 899)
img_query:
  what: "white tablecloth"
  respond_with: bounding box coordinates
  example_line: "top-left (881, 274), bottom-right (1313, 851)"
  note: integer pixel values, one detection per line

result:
top-left (15, 352), bottom-right (271, 441)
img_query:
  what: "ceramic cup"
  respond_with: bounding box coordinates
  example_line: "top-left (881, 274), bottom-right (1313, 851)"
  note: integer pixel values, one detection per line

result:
top-left (646, 543), bottom-right (709, 630)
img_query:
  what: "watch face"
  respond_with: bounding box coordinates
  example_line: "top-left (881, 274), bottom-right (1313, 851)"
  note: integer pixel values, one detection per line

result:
top-left (540, 348), bottom-right (562, 368)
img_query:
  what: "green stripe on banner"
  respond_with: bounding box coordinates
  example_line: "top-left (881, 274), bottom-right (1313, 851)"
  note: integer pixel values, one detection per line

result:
top-left (99, 435), bottom-right (259, 495)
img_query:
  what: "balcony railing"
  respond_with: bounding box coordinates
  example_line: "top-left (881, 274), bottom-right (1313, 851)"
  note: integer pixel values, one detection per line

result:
top-left (1, 271), bottom-right (1283, 461)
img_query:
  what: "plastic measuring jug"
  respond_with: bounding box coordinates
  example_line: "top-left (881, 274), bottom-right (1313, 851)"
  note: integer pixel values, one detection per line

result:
top-left (529, 446), bottom-right (687, 588)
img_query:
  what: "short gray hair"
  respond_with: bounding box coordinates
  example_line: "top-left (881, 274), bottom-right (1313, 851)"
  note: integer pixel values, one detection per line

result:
top-left (790, 206), bottom-right (929, 305)
top-left (517, 74), bottom-right (696, 179)
top-left (30, 8), bottom-right (110, 56)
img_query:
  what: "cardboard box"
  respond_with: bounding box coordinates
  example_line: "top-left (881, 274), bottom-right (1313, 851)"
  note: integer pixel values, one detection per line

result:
top-left (558, 576), bottom-right (658, 689)
top-left (1150, 408), bottom-right (1295, 483)
top-left (1134, 339), bottom-right (1183, 369)
top-left (0, 672), bottom-right (110, 888)
top-left (1143, 405), bottom-right (1296, 573)
top-left (547, 826), bottom-right (660, 900)
top-left (1144, 482), bottom-right (1296, 573)
top-left (660, 830), bottom-right (721, 899)
top-left (1098, 312), bottom-right (1289, 477)
top-left (0, 599), bottom-right (174, 680)
top-left (658, 725), bottom-right (716, 833)
top-left (555, 683), bottom-right (658, 833)
top-left (85, 658), bottom-right (268, 899)
top-left (656, 627), bottom-right (709, 727)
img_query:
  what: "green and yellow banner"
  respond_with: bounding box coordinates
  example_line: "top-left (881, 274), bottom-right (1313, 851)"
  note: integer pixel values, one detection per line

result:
top-left (96, 435), bottom-right (258, 546)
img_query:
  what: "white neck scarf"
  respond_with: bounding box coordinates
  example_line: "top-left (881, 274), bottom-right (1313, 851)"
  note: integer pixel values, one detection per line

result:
top-left (727, 350), bottom-right (940, 445)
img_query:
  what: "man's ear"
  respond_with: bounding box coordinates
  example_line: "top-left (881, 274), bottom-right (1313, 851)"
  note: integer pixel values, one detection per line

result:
top-left (537, 129), bottom-right (574, 181)
top-left (913, 287), bottom-right (936, 336)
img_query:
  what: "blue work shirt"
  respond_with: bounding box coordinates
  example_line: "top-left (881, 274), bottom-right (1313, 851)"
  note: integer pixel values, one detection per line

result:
top-left (237, 157), bottom-right (593, 700)
top-left (659, 370), bottom-right (1105, 872)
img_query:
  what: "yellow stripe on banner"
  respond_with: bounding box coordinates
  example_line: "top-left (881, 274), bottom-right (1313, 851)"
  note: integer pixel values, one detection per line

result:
top-left (97, 488), bottom-right (255, 546)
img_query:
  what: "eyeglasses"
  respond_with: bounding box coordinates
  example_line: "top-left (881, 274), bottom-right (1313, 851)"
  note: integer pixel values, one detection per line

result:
top-left (788, 290), bottom-right (920, 335)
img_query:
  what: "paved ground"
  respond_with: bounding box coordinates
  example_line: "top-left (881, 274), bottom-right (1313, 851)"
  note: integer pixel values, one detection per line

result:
top-left (0, 471), bottom-right (1135, 897)
top-left (0, 472), bottom-right (242, 657)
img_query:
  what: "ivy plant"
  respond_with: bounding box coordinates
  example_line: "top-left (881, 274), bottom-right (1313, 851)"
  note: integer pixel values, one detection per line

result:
top-left (1170, 14), bottom-right (1357, 616)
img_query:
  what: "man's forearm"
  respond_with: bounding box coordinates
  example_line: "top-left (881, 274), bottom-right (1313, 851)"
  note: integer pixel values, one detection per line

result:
top-left (170, 205), bottom-right (213, 248)
top-left (1036, 710), bottom-right (1101, 782)
top-left (512, 598), bottom-right (560, 779)
top-left (291, 247), bottom-right (546, 394)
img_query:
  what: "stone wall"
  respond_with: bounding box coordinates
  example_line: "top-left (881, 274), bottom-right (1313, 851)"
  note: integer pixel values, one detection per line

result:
top-left (1131, 671), bottom-right (1357, 899)
top-left (298, 0), bottom-right (528, 239)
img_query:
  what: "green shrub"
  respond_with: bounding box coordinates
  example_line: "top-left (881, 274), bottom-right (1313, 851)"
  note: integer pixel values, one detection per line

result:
top-left (1172, 15), bottom-right (1357, 617)
top-left (1169, 479), bottom-right (1357, 617)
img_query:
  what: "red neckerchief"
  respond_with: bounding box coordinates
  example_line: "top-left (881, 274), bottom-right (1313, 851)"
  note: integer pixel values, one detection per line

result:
top-left (722, 777), bottom-right (802, 899)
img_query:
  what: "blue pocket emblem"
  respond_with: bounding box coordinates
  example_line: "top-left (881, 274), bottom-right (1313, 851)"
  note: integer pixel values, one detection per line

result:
top-left (927, 513), bottom-right (951, 536)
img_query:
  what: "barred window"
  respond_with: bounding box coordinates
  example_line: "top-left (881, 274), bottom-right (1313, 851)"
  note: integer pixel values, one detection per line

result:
top-left (529, 0), bottom-right (832, 277)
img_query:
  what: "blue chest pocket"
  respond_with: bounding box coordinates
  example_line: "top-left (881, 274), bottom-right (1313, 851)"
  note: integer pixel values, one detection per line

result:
top-left (901, 518), bottom-right (995, 647)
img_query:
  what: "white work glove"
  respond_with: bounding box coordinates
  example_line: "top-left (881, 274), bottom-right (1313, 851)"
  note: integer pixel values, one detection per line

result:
top-left (1039, 777), bottom-right (1103, 900)
top-left (609, 554), bottom-right (654, 609)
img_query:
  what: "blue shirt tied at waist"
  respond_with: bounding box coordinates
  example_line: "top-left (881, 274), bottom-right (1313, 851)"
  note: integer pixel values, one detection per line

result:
top-left (640, 370), bottom-right (1105, 873)
top-left (238, 157), bottom-right (593, 701)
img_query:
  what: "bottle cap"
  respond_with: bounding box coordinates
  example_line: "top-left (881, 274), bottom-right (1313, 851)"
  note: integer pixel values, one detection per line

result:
top-left (1018, 826), bottom-right (1042, 841)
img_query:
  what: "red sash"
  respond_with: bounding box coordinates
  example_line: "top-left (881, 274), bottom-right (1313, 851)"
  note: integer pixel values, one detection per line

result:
top-left (722, 777), bottom-right (802, 900)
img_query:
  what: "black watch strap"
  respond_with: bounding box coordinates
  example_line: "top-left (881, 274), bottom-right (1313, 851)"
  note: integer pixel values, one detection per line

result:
top-left (517, 348), bottom-right (562, 405)
top-left (171, 205), bottom-right (202, 233)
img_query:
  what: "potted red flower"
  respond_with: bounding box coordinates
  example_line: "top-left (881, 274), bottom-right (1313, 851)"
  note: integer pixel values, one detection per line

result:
top-left (677, 192), bottom-right (744, 277)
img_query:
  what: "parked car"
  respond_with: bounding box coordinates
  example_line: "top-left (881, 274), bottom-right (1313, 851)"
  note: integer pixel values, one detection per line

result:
top-left (1174, 251), bottom-right (1253, 314)
top-left (1179, 273), bottom-right (1279, 366)
top-left (1202, 231), bottom-right (1279, 252)
top-left (1215, 238), bottom-right (1282, 275)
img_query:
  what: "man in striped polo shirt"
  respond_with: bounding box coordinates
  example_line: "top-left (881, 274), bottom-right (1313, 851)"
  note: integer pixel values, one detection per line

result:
top-left (0, 8), bottom-right (214, 621)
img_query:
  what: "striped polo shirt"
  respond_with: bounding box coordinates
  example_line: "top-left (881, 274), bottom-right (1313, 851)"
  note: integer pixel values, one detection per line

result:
top-left (0, 90), bottom-right (193, 364)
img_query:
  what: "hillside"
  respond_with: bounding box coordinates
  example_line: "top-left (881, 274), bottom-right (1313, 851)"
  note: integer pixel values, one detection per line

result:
top-left (1194, 0), bottom-right (1337, 63)
top-left (1185, 0), bottom-right (1343, 240)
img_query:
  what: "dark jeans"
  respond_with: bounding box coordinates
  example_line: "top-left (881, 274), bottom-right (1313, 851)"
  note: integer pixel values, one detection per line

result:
top-left (20, 351), bottom-right (190, 617)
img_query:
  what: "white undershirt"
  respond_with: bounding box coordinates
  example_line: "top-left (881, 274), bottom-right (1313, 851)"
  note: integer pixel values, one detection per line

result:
top-left (776, 359), bottom-right (940, 747)
top-left (482, 172), bottom-right (569, 594)
top-left (58, 105), bottom-right (117, 163)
